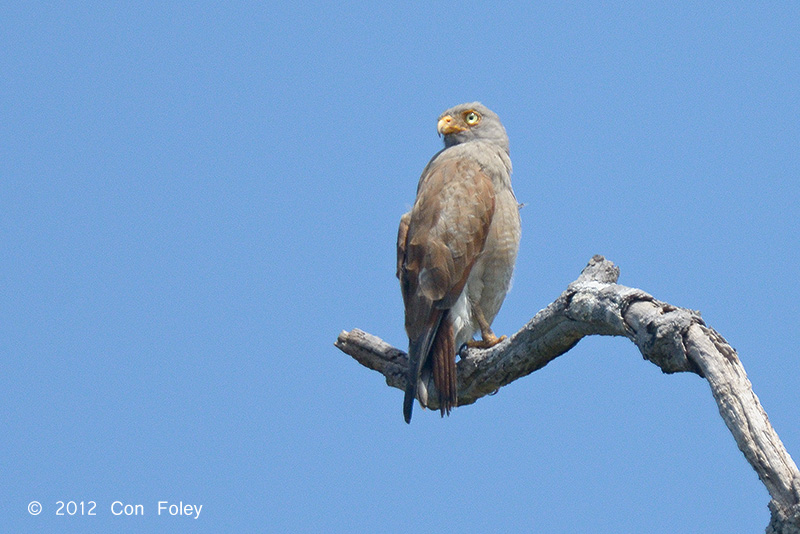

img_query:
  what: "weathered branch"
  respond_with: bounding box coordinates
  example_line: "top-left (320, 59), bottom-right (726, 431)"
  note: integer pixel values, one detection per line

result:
top-left (335, 255), bottom-right (800, 532)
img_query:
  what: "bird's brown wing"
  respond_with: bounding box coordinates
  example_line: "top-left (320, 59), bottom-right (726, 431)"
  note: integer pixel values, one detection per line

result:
top-left (398, 156), bottom-right (495, 422)
top-left (396, 211), bottom-right (410, 280)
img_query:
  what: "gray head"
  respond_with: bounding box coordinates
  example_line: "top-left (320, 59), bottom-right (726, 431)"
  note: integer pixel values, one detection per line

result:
top-left (437, 102), bottom-right (509, 153)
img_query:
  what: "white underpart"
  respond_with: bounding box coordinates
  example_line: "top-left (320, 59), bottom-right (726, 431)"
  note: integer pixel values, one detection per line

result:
top-left (417, 371), bottom-right (430, 406)
top-left (450, 289), bottom-right (473, 350)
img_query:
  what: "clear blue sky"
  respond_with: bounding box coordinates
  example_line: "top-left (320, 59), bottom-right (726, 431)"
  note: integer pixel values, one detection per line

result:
top-left (3, 3), bottom-right (799, 533)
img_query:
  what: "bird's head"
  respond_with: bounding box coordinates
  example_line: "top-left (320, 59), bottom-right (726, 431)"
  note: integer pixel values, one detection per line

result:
top-left (437, 102), bottom-right (509, 152)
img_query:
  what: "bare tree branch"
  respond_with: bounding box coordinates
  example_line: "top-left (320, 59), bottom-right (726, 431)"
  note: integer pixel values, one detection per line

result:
top-left (335, 255), bottom-right (800, 532)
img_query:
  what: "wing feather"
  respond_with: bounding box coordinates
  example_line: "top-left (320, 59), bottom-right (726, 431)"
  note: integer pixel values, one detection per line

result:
top-left (397, 155), bottom-right (495, 421)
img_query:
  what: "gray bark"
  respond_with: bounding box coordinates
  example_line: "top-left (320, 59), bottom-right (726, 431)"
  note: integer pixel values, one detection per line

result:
top-left (335, 255), bottom-right (800, 532)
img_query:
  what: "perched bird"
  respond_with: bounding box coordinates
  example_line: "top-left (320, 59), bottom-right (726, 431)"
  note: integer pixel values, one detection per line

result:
top-left (397, 102), bottom-right (521, 423)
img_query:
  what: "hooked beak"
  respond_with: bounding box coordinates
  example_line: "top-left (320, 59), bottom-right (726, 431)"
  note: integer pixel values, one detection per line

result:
top-left (437, 115), bottom-right (466, 136)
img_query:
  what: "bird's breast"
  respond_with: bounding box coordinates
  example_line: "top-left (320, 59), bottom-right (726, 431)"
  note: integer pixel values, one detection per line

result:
top-left (475, 188), bottom-right (521, 314)
top-left (452, 186), bottom-right (521, 348)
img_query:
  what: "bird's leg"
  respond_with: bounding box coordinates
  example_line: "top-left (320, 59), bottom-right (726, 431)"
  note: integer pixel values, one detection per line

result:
top-left (466, 303), bottom-right (507, 349)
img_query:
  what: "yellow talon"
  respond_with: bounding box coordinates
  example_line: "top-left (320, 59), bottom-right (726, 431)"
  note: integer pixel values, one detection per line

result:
top-left (466, 334), bottom-right (507, 349)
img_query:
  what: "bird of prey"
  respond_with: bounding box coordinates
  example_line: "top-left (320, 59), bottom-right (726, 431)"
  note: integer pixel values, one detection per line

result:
top-left (397, 102), bottom-right (521, 423)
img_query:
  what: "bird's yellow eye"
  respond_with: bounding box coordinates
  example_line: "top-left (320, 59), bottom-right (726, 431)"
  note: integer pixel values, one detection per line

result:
top-left (464, 111), bottom-right (481, 125)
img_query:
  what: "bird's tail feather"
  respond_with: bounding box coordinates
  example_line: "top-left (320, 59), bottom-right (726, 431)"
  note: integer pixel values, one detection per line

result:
top-left (403, 383), bottom-right (416, 424)
top-left (431, 313), bottom-right (457, 417)
top-left (404, 312), bottom-right (443, 424)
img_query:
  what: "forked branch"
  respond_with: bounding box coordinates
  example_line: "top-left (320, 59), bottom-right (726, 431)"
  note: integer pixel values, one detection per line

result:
top-left (335, 255), bottom-right (800, 532)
